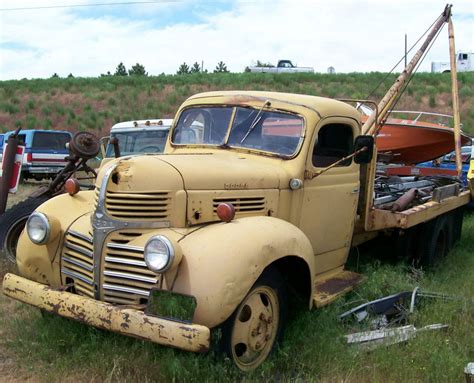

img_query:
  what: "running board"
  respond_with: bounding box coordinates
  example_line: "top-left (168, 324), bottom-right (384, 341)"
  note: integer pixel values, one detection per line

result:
top-left (313, 270), bottom-right (365, 308)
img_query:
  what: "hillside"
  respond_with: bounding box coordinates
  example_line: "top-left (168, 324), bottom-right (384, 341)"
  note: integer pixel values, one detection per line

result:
top-left (0, 72), bottom-right (473, 137)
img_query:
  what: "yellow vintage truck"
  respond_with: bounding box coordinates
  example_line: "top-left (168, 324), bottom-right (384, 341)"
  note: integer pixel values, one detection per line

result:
top-left (2, 5), bottom-right (469, 371)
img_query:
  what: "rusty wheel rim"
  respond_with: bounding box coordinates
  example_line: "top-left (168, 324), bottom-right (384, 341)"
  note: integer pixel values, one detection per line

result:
top-left (230, 286), bottom-right (279, 371)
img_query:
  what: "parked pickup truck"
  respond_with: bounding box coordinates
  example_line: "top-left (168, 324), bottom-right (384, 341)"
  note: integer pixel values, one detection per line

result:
top-left (248, 59), bottom-right (314, 73)
top-left (2, 129), bottom-right (72, 180)
top-left (431, 51), bottom-right (473, 73)
top-left (3, 4), bottom-right (467, 372)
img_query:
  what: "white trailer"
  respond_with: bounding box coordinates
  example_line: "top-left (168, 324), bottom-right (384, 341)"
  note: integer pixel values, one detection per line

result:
top-left (431, 51), bottom-right (473, 73)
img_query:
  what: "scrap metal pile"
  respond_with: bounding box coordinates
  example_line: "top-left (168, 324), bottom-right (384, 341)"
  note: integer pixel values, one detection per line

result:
top-left (373, 172), bottom-right (463, 211)
top-left (340, 287), bottom-right (473, 351)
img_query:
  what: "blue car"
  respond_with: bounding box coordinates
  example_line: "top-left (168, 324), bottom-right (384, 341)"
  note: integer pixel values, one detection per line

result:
top-left (0, 134), bottom-right (4, 163)
top-left (2, 129), bottom-right (72, 181)
top-left (417, 146), bottom-right (472, 186)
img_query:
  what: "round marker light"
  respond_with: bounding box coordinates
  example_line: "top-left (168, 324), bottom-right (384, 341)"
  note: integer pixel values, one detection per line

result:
top-left (144, 235), bottom-right (174, 273)
top-left (289, 178), bottom-right (303, 190)
top-left (216, 203), bottom-right (235, 223)
top-left (27, 212), bottom-right (51, 245)
top-left (65, 178), bottom-right (81, 195)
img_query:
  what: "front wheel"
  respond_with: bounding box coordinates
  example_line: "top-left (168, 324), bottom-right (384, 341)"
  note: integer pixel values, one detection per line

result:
top-left (221, 267), bottom-right (287, 371)
top-left (0, 196), bottom-right (49, 262)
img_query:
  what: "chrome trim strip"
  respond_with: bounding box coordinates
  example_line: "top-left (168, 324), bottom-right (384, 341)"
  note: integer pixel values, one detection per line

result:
top-left (103, 283), bottom-right (150, 297)
top-left (91, 161), bottom-right (168, 299)
top-left (104, 270), bottom-right (157, 284)
top-left (68, 230), bottom-right (93, 244)
top-left (62, 255), bottom-right (94, 272)
top-left (105, 256), bottom-right (147, 267)
top-left (61, 268), bottom-right (93, 285)
top-left (107, 243), bottom-right (144, 253)
top-left (65, 242), bottom-right (93, 259)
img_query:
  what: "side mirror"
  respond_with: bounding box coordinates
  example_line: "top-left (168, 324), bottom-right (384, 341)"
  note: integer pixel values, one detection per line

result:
top-left (354, 135), bottom-right (374, 164)
top-left (109, 137), bottom-right (121, 158)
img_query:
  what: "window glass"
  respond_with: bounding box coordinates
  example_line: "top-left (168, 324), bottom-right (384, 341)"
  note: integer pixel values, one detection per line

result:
top-left (172, 107), bottom-right (232, 145)
top-left (172, 106), bottom-right (304, 157)
top-left (106, 129), bottom-right (169, 157)
top-left (312, 124), bottom-right (354, 167)
top-left (32, 132), bottom-right (71, 150)
top-left (228, 108), bottom-right (303, 156)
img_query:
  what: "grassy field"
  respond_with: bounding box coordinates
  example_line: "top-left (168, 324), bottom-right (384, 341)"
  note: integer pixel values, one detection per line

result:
top-left (0, 186), bottom-right (473, 382)
top-left (1, 72), bottom-right (473, 137)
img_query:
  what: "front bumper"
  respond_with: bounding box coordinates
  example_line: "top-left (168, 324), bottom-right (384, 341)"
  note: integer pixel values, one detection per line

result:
top-left (22, 166), bottom-right (64, 174)
top-left (2, 273), bottom-right (210, 353)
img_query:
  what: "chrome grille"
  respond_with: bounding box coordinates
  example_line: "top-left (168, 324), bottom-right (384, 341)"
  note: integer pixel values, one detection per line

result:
top-left (93, 187), bottom-right (100, 209)
top-left (61, 230), bottom-right (94, 298)
top-left (102, 233), bottom-right (161, 305)
top-left (105, 191), bottom-right (171, 220)
top-left (213, 196), bottom-right (266, 214)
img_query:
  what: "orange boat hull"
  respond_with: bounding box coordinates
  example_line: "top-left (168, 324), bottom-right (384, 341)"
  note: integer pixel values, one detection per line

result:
top-left (374, 118), bottom-right (471, 164)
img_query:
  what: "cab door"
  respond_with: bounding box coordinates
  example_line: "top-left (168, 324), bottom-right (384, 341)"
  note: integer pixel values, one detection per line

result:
top-left (298, 117), bottom-right (360, 275)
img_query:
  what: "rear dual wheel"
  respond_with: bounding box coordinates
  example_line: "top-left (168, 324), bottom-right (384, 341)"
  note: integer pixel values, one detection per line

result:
top-left (413, 215), bottom-right (452, 268)
top-left (221, 267), bottom-right (287, 371)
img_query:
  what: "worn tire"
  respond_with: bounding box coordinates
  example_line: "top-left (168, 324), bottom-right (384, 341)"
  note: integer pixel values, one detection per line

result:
top-left (0, 196), bottom-right (49, 262)
top-left (220, 267), bottom-right (287, 371)
top-left (450, 207), bottom-right (464, 245)
top-left (415, 215), bottom-right (452, 268)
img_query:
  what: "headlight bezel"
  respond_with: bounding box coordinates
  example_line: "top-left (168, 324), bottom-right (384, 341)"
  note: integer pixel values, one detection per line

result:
top-left (26, 211), bottom-right (51, 245)
top-left (144, 235), bottom-right (175, 273)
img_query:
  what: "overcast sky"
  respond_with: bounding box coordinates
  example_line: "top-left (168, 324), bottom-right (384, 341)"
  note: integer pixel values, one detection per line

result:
top-left (0, 0), bottom-right (473, 80)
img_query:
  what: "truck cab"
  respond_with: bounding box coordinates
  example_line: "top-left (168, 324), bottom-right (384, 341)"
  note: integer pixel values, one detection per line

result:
top-left (277, 60), bottom-right (296, 68)
top-left (431, 51), bottom-right (473, 73)
top-left (104, 119), bottom-right (172, 158)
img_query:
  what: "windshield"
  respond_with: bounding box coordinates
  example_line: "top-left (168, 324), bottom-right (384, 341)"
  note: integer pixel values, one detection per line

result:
top-left (106, 129), bottom-right (169, 157)
top-left (444, 147), bottom-right (472, 164)
top-left (171, 106), bottom-right (304, 157)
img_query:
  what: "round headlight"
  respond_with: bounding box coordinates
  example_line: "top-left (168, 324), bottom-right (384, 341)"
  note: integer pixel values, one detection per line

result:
top-left (27, 212), bottom-right (51, 245)
top-left (144, 235), bottom-right (174, 273)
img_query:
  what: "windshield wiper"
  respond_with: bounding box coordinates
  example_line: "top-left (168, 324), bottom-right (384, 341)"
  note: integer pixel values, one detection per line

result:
top-left (240, 100), bottom-right (271, 144)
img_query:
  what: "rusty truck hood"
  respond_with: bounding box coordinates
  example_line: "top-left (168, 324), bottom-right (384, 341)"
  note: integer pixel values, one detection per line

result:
top-left (97, 152), bottom-right (288, 191)
top-left (158, 152), bottom-right (288, 190)
top-left (95, 152), bottom-right (291, 227)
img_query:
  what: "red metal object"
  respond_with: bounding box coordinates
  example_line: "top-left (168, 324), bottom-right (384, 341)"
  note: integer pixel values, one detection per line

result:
top-left (392, 188), bottom-right (418, 212)
top-left (0, 129), bottom-right (21, 214)
top-left (8, 145), bottom-right (25, 192)
top-left (384, 165), bottom-right (458, 177)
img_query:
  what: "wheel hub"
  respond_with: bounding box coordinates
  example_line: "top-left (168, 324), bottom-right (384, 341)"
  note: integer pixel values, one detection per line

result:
top-left (231, 285), bottom-right (279, 370)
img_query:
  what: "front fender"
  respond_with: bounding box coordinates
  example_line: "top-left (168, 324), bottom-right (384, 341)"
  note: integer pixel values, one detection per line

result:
top-left (172, 216), bottom-right (314, 328)
top-left (16, 190), bottom-right (95, 287)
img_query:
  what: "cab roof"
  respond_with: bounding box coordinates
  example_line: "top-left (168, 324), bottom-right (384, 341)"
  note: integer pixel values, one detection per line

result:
top-left (186, 90), bottom-right (360, 120)
top-left (111, 119), bottom-right (173, 131)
